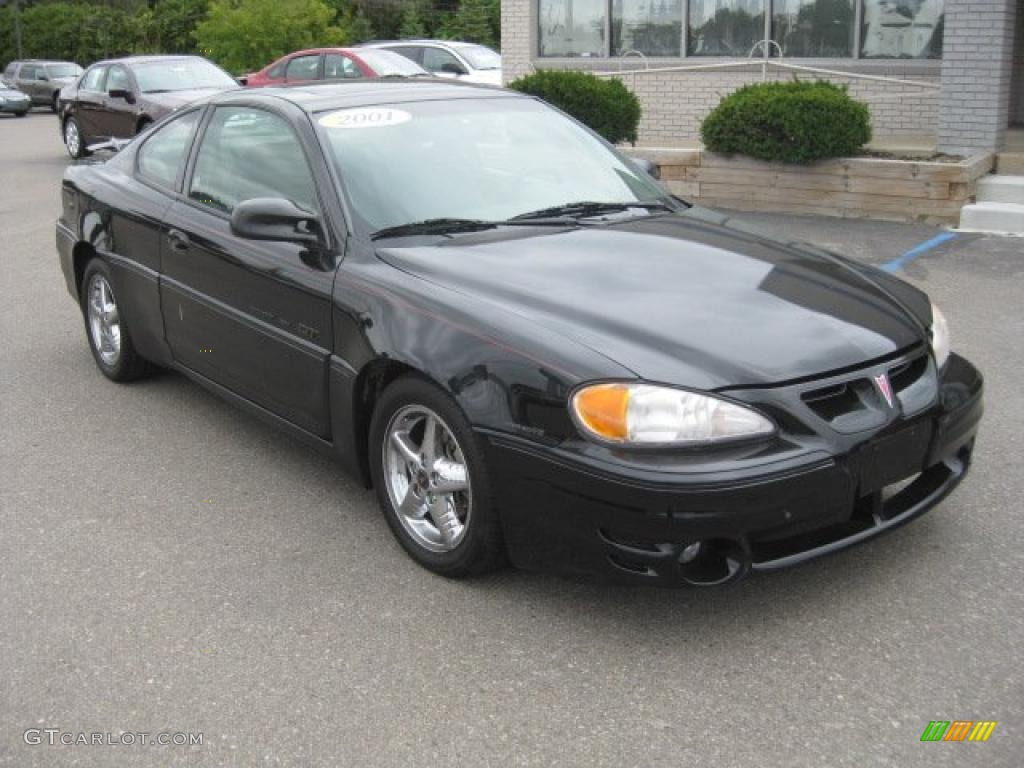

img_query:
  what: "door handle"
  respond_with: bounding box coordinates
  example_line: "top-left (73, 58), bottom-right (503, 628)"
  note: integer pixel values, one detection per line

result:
top-left (167, 229), bottom-right (190, 252)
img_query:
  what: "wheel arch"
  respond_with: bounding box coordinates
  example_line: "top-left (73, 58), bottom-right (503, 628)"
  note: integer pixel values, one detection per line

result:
top-left (349, 358), bottom-right (419, 488)
top-left (71, 240), bottom-right (99, 301)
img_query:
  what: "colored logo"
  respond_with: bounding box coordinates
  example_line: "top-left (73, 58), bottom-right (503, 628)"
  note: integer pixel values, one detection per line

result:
top-left (874, 372), bottom-right (894, 408)
top-left (920, 721), bottom-right (997, 742)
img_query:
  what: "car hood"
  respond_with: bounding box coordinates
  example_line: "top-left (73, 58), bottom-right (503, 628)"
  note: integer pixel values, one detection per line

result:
top-left (376, 208), bottom-right (927, 390)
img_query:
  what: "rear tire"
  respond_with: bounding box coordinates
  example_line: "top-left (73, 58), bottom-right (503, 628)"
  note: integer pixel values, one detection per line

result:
top-left (64, 116), bottom-right (90, 159)
top-left (15, 111), bottom-right (27, 118)
top-left (369, 375), bottom-right (505, 577)
top-left (80, 259), bottom-right (151, 382)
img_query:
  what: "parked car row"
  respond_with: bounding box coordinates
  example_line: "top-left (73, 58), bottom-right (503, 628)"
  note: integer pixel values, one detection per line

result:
top-left (1, 40), bottom-right (502, 155)
top-left (2, 59), bottom-right (83, 112)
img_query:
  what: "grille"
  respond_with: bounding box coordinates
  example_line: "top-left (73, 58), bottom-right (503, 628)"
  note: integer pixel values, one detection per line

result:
top-left (801, 352), bottom-right (933, 427)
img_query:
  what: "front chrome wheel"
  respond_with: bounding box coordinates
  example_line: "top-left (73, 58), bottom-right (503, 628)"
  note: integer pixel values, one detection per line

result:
top-left (64, 119), bottom-right (81, 157)
top-left (383, 405), bottom-right (472, 553)
top-left (87, 274), bottom-right (121, 367)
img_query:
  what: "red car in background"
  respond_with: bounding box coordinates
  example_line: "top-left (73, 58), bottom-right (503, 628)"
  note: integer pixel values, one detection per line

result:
top-left (242, 47), bottom-right (428, 86)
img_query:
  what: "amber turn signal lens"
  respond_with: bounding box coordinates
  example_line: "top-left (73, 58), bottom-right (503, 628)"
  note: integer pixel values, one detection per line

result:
top-left (572, 383), bottom-right (630, 441)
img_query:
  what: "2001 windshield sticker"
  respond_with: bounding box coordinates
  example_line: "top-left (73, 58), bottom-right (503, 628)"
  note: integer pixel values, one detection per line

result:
top-left (318, 108), bottom-right (412, 129)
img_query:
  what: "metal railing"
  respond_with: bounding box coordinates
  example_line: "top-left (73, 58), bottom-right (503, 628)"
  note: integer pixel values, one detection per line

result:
top-left (593, 39), bottom-right (941, 93)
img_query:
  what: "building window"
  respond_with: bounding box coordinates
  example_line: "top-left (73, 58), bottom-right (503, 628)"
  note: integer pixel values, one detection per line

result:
top-left (688, 0), bottom-right (766, 56)
top-left (612, 0), bottom-right (684, 57)
top-left (538, 0), bottom-right (607, 57)
top-left (537, 0), bottom-right (944, 59)
top-left (773, 0), bottom-right (855, 58)
top-left (860, 0), bottom-right (943, 59)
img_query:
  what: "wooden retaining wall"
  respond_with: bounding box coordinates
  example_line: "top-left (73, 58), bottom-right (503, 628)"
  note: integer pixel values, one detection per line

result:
top-left (625, 149), bottom-right (994, 225)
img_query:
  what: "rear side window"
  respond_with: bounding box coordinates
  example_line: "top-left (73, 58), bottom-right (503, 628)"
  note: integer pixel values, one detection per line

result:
top-left (3, 62), bottom-right (18, 80)
top-left (388, 46), bottom-right (423, 65)
top-left (267, 60), bottom-right (286, 79)
top-left (188, 106), bottom-right (318, 215)
top-left (324, 54), bottom-right (363, 80)
top-left (422, 48), bottom-right (463, 74)
top-left (137, 110), bottom-right (200, 190)
top-left (81, 66), bottom-right (107, 92)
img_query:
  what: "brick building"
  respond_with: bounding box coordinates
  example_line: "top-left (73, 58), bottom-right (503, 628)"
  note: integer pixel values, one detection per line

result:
top-left (501, 0), bottom-right (1023, 154)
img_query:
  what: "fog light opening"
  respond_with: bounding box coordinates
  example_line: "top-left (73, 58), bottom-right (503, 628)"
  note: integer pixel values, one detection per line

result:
top-left (678, 539), bottom-right (749, 586)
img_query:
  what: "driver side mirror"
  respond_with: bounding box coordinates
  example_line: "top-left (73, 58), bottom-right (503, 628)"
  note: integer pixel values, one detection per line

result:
top-left (108, 88), bottom-right (136, 104)
top-left (439, 62), bottom-right (467, 76)
top-left (632, 157), bottom-right (660, 180)
top-left (231, 198), bottom-right (323, 247)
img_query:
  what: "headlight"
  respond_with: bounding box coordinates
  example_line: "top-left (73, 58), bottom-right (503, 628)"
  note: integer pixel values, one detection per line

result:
top-left (930, 301), bottom-right (950, 369)
top-left (571, 382), bottom-right (775, 447)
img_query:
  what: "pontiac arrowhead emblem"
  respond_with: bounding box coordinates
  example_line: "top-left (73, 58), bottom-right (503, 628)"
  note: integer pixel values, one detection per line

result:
top-left (874, 373), bottom-right (894, 408)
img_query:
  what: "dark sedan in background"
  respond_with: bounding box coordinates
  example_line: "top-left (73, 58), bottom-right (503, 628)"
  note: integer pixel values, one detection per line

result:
top-left (58, 55), bottom-right (238, 159)
top-left (242, 47), bottom-right (427, 87)
top-left (55, 82), bottom-right (982, 586)
top-left (1, 59), bottom-right (82, 112)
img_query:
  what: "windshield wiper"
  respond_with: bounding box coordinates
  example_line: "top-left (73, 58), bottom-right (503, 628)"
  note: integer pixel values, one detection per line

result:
top-left (371, 215), bottom-right (582, 240)
top-left (371, 218), bottom-right (501, 240)
top-left (509, 200), bottom-right (675, 222)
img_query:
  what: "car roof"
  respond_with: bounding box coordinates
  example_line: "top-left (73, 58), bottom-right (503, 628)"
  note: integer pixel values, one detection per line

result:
top-left (91, 55), bottom-right (207, 68)
top-left (209, 80), bottom-right (521, 113)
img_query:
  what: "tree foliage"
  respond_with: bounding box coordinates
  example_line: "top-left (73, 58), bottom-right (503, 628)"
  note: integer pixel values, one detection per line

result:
top-left (0, 0), bottom-right (502, 74)
top-left (196, 0), bottom-right (346, 74)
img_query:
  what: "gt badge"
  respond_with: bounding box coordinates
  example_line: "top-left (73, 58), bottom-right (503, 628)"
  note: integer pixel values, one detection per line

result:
top-left (874, 373), bottom-right (894, 408)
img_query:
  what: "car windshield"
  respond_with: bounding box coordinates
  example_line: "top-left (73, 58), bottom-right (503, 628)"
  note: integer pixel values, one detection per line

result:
top-left (47, 63), bottom-right (82, 78)
top-left (316, 97), bottom-right (667, 234)
top-left (451, 44), bottom-right (501, 70)
top-left (357, 50), bottom-right (426, 77)
top-left (134, 59), bottom-right (236, 93)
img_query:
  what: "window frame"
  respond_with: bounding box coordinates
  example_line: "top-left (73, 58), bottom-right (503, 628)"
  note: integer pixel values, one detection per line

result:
top-left (182, 104), bottom-right (326, 225)
top-left (284, 53), bottom-right (323, 82)
top-left (324, 53), bottom-right (365, 81)
top-left (105, 64), bottom-right (133, 95)
top-left (536, 0), bottom-right (944, 62)
top-left (134, 107), bottom-right (203, 194)
top-left (80, 65), bottom-right (108, 93)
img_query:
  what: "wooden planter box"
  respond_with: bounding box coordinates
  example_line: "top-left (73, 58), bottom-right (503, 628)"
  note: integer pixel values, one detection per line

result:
top-left (625, 148), bottom-right (994, 225)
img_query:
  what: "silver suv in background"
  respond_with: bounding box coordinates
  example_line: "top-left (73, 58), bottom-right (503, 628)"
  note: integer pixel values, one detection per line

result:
top-left (357, 40), bottom-right (501, 86)
top-left (2, 60), bottom-right (84, 112)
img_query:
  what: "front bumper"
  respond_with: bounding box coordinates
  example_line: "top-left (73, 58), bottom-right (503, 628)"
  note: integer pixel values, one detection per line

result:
top-left (484, 353), bottom-right (983, 585)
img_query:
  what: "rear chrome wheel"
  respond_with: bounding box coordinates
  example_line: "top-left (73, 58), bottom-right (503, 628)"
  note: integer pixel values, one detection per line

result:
top-left (384, 405), bottom-right (472, 553)
top-left (79, 259), bottom-right (150, 382)
top-left (87, 273), bottom-right (121, 367)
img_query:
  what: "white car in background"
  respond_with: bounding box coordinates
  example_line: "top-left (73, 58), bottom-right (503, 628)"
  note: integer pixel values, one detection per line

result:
top-left (357, 40), bottom-right (502, 86)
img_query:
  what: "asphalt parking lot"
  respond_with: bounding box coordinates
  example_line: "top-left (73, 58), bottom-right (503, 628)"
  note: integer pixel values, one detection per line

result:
top-left (1, 109), bottom-right (1022, 767)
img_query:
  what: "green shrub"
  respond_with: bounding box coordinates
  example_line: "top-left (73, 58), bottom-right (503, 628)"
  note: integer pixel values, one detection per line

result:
top-left (700, 81), bottom-right (872, 164)
top-left (507, 70), bottom-right (642, 145)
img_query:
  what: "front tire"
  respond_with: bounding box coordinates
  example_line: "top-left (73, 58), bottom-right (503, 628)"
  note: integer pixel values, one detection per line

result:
top-left (80, 260), bottom-right (150, 382)
top-left (369, 375), bottom-right (505, 577)
top-left (15, 111), bottom-right (27, 118)
top-left (52, 92), bottom-right (60, 113)
top-left (64, 116), bottom-right (90, 159)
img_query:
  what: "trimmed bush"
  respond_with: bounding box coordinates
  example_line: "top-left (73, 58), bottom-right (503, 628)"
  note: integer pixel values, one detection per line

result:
top-left (700, 81), bottom-right (872, 164)
top-left (507, 70), bottom-right (642, 145)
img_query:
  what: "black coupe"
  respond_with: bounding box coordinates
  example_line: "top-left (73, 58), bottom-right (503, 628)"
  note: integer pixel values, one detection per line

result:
top-left (56, 82), bottom-right (982, 585)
